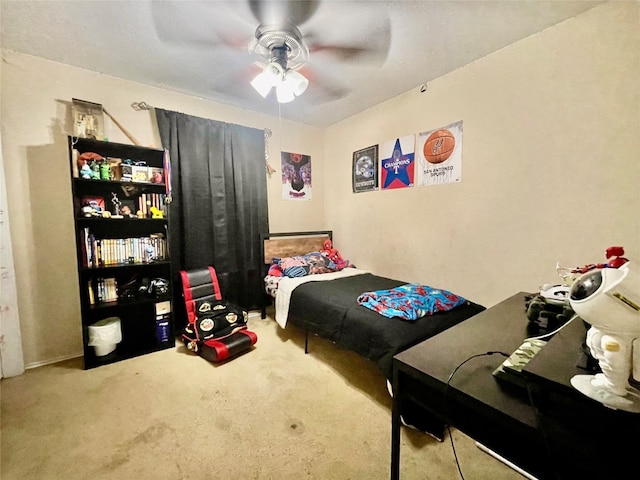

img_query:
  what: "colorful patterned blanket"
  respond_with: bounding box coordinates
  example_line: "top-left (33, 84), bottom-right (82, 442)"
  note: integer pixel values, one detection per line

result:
top-left (357, 283), bottom-right (466, 320)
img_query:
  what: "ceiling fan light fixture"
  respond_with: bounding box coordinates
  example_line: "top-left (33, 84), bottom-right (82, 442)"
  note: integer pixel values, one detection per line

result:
top-left (273, 69), bottom-right (308, 103)
top-left (275, 69), bottom-right (308, 103)
top-left (286, 69), bottom-right (309, 96)
top-left (250, 63), bottom-right (283, 98)
top-left (275, 82), bottom-right (296, 103)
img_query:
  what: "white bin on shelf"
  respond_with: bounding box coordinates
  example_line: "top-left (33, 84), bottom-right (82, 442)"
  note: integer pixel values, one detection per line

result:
top-left (88, 317), bottom-right (122, 356)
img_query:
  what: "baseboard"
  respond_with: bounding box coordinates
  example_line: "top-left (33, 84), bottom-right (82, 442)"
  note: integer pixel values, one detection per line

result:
top-left (475, 442), bottom-right (538, 480)
top-left (25, 353), bottom-right (83, 370)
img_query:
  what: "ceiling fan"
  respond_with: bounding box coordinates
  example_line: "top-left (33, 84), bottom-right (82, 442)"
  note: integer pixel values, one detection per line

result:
top-left (248, 24), bottom-right (311, 103)
top-left (151, 0), bottom-right (391, 105)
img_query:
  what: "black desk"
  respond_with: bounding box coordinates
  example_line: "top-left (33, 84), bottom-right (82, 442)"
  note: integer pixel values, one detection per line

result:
top-left (391, 292), bottom-right (639, 480)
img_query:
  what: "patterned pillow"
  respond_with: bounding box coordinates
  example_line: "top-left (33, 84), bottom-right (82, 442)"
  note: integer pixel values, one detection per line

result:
top-left (273, 252), bottom-right (337, 278)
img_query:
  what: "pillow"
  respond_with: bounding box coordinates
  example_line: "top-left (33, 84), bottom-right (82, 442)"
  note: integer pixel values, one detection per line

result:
top-left (272, 252), bottom-right (337, 278)
top-left (263, 275), bottom-right (281, 298)
top-left (267, 264), bottom-right (284, 277)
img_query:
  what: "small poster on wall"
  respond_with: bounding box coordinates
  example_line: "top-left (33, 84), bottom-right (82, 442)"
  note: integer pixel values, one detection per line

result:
top-left (416, 120), bottom-right (463, 186)
top-left (352, 145), bottom-right (379, 193)
top-left (380, 135), bottom-right (415, 190)
top-left (281, 152), bottom-right (312, 200)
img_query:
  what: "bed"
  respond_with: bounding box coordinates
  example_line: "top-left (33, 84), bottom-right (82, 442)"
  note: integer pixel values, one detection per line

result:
top-left (260, 231), bottom-right (486, 380)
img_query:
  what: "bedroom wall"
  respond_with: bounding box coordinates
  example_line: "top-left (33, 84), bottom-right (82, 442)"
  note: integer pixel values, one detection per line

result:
top-left (323, 1), bottom-right (639, 308)
top-left (0, 52), bottom-right (324, 369)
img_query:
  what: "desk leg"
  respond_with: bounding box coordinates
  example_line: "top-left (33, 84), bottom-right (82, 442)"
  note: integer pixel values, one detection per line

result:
top-left (391, 368), bottom-right (402, 480)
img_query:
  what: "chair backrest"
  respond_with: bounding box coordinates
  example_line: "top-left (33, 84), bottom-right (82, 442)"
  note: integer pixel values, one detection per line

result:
top-left (180, 266), bottom-right (222, 325)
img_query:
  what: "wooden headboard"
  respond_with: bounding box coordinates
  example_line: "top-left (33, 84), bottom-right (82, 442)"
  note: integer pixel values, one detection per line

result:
top-left (261, 231), bottom-right (332, 265)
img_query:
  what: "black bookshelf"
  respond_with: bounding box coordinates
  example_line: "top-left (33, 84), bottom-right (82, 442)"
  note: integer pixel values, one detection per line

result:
top-left (68, 137), bottom-right (175, 369)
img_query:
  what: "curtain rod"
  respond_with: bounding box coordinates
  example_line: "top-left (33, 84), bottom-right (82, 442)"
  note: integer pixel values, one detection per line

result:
top-left (133, 101), bottom-right (275, 173)
top-left (131, 101), bottom-right (152, 111)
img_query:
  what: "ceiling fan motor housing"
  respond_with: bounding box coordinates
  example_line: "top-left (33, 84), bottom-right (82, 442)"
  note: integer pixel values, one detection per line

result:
top-left (252, 24), bottom-right (309, 70)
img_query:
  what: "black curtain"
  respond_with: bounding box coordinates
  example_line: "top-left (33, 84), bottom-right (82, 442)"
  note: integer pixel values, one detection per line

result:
top-left (155, 109), bottom-right (269, 322)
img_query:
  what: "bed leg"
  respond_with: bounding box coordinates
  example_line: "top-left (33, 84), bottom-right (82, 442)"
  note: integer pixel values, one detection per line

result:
top-left (305, 325), bottom-right (309, 354)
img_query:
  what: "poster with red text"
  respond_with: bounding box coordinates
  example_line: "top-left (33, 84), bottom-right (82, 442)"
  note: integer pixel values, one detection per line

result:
top-left (380, 135), bottom-right (415, 190)
top-left (416, 120), bottom-right (463, 186)
top-left (281, 151), bottom-right (311, 200)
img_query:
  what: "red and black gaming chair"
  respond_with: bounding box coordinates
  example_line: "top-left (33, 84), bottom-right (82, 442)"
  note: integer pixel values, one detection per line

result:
top-left (180, 266), bottom-right (257, 363)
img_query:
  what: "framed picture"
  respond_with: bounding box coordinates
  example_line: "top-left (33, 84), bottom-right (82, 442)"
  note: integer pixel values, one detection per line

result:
top-left (148, 167), bottom-right (164, 185)
top-left (352, 145), bottom-right (379, 193)
top-left (72, 98), bottom-right (105, 140)
top-left (119, 199), bottom-right (137, 217)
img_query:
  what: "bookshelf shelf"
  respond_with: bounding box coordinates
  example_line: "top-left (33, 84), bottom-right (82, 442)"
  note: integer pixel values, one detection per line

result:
top-left (68, 136), bottom-right (175, 369)
top-left (79, 260), bottom-right (172, 272)
top-left (73, 178), bottom-right (167, 188)
top-left (87, 295), bottom-right (173, 311)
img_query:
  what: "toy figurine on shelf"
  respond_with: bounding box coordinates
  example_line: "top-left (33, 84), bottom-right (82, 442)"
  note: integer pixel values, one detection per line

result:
top-left (145, 244), bottom-right (155, 262)
top-left (90, 161), bottom-right (100, 180)
top-left (80, 161), bottom-right (92, 179)
top-left (81, 205), bottom-right (95, 217)
top-left (100, 161), bottom-right (111, 180)
top-left (120, 204), bottom-right (133, 217)
top-left (149, 206), bottom-right (164, 219)
top-left (110, 192), bottom-right (123, 218)
top-left (81, 199), bottom-right (102, 217)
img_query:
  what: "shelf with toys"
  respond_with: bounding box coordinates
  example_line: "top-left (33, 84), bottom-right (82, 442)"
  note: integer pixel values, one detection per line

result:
top-left (68, 136), bottom-right (175, 369)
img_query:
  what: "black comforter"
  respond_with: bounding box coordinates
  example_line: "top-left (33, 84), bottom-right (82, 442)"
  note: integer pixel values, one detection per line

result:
top-left (285, 272), bottom-right (486, 378)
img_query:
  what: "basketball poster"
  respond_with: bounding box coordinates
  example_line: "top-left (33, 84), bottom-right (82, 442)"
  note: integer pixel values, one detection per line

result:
top-left (380, 135), bottom-right (415, 190)
top-left (352, 145), bottom-right (379, 193)
top-left (281, 151), bottom-right (312, 201)
top-left (416, 120), bottom-right (463, 186)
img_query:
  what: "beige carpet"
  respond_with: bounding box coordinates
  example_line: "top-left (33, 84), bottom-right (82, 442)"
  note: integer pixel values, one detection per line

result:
top-left (1, 311), bottom-right (522, 479)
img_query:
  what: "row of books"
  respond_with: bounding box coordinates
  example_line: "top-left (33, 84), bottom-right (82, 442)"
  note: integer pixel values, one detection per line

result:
top-left (81, 228), bottom-right (168, 267)
top-left (88, 277), bottom-right (118, 304)
top-left (138, 193), bottom-right (167, 217)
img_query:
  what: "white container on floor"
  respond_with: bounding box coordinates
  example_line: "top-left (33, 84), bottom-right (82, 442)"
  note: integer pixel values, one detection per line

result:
top-left (88, 317), bottom-right (122, 356)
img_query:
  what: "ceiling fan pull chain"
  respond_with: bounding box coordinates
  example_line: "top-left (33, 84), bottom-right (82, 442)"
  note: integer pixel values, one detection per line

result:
top-left (264, 128), bottom-right (276, 176)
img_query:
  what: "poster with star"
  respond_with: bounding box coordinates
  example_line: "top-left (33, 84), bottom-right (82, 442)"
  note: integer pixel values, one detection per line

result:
top-left (416, 120), bottom-right (463, 186)
top-left (281, 151), bottom-right (312, 201)
top-left (380, 135), bottom-right (415, 190)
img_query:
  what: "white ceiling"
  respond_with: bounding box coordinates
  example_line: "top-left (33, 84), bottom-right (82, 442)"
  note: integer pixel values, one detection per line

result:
top-left (0, 0), bottom-right (603, 127)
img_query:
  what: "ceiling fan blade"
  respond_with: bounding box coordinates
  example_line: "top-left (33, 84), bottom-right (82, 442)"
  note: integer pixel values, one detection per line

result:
top-left (249, 0), bottom-right (320, 27)
top-left (301, 5), bottom-right (391, 67)
top-left (150, 0), bottom-right (252, 50)
top-left (307, 44), bottom-right (378, 62)
top-left (296, 65), bottom-right (350, 104)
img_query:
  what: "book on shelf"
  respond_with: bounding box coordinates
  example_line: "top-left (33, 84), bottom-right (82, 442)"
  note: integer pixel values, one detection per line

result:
top-left (87, 281), bottom-right (95, 305)
top-left (138, 192), bottom-right (167, 217)
top-left (82, 232), bottom-right (167, 267)
top-left (96, 277), bottom-right (118, 303)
